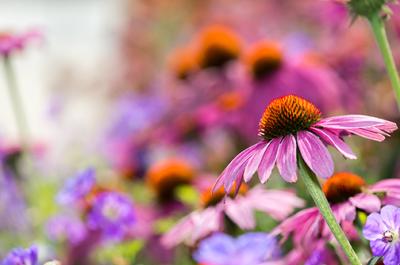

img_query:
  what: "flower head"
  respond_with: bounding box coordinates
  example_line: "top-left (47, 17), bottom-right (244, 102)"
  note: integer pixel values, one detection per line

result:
top-left (161, 185), bottom-right (303, 248)
top-left (193, 232), bottom-right (281, 265)
top-left (0, 30), bottom-right (41, 56)
top-left (57, 168), bottom-right (96, 205)
top-left (363, 205), bottom-right (400, 265)
top-left (244, 41), bottom-right (283, 80)
top-left (169, 46), bottom-right (198, 80)
top-left (2, 246), bottom-right (38, 265)
top-left (214, 95), bottom-right (397, 193)
top-left (275, 173), bottom-right (400, 248)
top-left (146, 158), bottom-right (195, 202)
top-left (87, 191), bottom-right (136, 240)
top-left (195, 25), bottom-right (241, 69)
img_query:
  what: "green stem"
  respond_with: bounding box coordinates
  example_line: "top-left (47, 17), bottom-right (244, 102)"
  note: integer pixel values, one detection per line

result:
top-left (298, 158), bottom-right (362, 265)
top-left (368, 12), bottom-right (400, 110)
top-left (2, 56), bottom-right (30, 152)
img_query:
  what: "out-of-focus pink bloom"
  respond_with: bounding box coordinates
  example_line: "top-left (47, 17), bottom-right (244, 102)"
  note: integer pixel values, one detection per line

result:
top-left (0, 30), bottom-right (42, 56)
top-left (161, 186), bottom-right (303, 248)
top-left (214, 95), bottom-right (397, 193)
top-left (274, 172), bottom-right (400, 247)
top-left (284, 242), bottom-right (339, 265)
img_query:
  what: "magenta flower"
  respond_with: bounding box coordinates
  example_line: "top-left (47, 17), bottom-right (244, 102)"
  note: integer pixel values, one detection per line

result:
top-left (87, 191), bottom-right (136, 241)
top-left (275, 173), bottom-right (400, 247)
top-left (2, 246), bottom-right (38, 265)
top-left (214, 95), bottom-right (397, 193)
top-left (363, 205), bottom-right (400, 265)
top-left (0, 30), bottom-right (41, 56)
top-left (161, 186), bottom-right (303, 247)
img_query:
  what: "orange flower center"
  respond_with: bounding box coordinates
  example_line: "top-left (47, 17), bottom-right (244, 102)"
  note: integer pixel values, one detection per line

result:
top-left (323, 172), bottom-right (366, 204)
top-left (200, 183), bottom-right (248, 208)
top-left (258, 95), bottom-right (321, 139)
top-left (146, 159), bottom-right (195, 202)
top-left (245, 41), bottom-right (283, 80)
top-left (196, 25), bottom-right (241, 69)
top-left (217, 91), bottom-right (244, 111)
top-left (169, 46), bottom-right (198, 80)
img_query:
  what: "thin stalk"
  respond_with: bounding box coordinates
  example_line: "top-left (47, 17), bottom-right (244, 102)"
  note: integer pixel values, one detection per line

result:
top-left (368, 12), bottom-right (400, 110)
top-left (2, 56), bottom-right (30, 152)
top-left (298, 158), bottom-right (362, 265)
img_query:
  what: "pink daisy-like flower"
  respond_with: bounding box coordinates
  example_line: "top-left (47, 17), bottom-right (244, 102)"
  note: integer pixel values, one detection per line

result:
top-left (161, 185), bottom-right (304, 248)
top-left (214, 95), bottom-right (397, 194)
top-left (0, 30), bottom-right (42, 56)
top-left (274, 172), bottom-right (400, 248)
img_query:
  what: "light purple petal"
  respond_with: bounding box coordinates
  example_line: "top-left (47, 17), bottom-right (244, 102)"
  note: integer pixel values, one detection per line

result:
top-left (381, 205), bottom-right (400, 230)
top-left (370, 239), bottom-right (391, 258)
top-left (243, 142), bottom-right (269, 182)
top-left (297, 131), bottom-right (333, 179)
top-left (276, 135), bottom-right (297, 183)
top-left (310, 127), bottom-right (356, 159)
top-left (349, 193), bottom-right (381, 213)
top-left (382, 243), bottom-right (400, 265)
top-left (258, 138), bottom-right (281, 184)
top-left (363, 212), bottom-right (385, 241)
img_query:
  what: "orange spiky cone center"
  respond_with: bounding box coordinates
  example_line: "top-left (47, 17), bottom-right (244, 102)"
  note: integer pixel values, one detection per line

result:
top-left (258, 95), bottom-right (321, 139)
top-left (323, 172), bottom-right (366, 204)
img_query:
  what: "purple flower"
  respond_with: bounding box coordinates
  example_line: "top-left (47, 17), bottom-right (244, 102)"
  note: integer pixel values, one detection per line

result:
top-left (57, 168), bottom-right (95, 205)
top-left (193, 232), bottom-right (281, 265)
top-left (363, 205), bottom-right (400, 265)
top-left (2, 246), bottom-right (38, 265)
top-left (214, 95), bottom-right (397, 194)
top-left (87, 192), bottom-right (136, 240)
top-left (46, 215), bottom-right (87, 245)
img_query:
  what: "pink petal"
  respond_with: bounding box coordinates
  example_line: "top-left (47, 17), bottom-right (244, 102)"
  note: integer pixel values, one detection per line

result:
top-left (224, 197), bottom-right (255, 229)
top-left (349, 193), bottom-right (381, 213)
top-left (317, 115), bottom-right (396, 129)
top-left (258, 138), bottom-right (281, 183)
top-left (346, 128), bottom-right (385, 142)
top-left (276, 135), bottom-right (297, 183)
top-left (243, 142), bottom-right (269, 182)
top-left (213, 142), bottom-right (263, 193)
top-left (311, 127), bottom-right (356, 159)
top-left (297, 131), bottom-right (333, 179)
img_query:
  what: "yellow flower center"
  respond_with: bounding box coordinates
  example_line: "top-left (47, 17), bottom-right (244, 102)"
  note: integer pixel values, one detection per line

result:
top-left (258, 95), bottom-right (321, 139)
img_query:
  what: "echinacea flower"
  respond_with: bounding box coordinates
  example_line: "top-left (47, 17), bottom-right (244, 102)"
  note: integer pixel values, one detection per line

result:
top-left (363, 205), bottom-right (400, 265)
top-left (161, 184), bottom-right (303, 248)
top-left (0, 30), bottom-right (41, 56)
top-left (193, 232), bottom-right (282, 265)
top-left (275, 172), bottom-right (400, 247)
top-left (146, 158), bottom-right (195, 203)
top-left (87, 191), bottom-right (136, 240)
top-left (214, 95), bottom-right (397, 194)
top-left (57, 168), bottom-right (96, 205)
top-left (195, 25), bottom-right (242, 69)
top-left (2, 246), bottom-right (38, 265)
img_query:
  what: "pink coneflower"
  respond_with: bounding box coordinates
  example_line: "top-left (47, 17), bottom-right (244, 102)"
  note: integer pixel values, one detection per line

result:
top-left (274, 172), bottom-right (400, 247)
top-left (214, 95), bottom-right (397, 194)
top-left (0, 30), bottom-right (41, 56)
top-left (161, 184), bottom-right (304, 248)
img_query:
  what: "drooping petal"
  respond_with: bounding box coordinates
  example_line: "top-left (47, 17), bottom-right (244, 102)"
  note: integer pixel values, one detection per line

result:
top-left (349, 193), bottom-right (381, 213)
top-left (310, 127), bottom-right (356, 159)
top-left (276, 135), bottom-right (297, 183)
top-left (213, 142), bottom-right (263, 193)
top-left (316, 115), bottom-right (397, 130)
top-left (297, 131), bottom-right (333, 179)
top-left (257, 138), bottom-right (281, 184)
top-left (224, 197), bottom-right (255, 229)
top-left (243, 142), bottom-right (269, 182)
